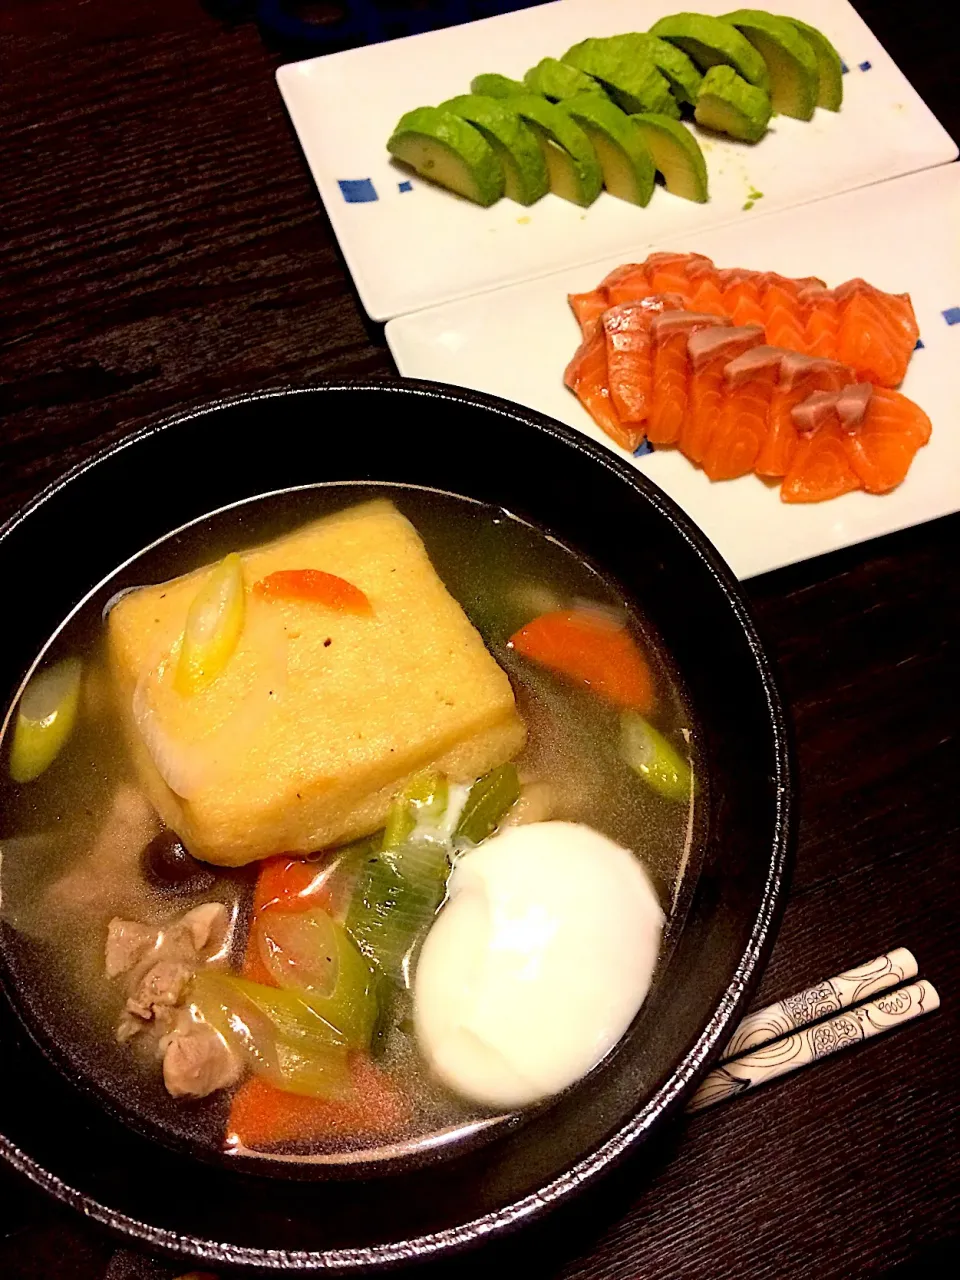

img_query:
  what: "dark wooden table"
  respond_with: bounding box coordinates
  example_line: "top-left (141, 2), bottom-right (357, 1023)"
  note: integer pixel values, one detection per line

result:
top-left (1, 3), bottom-right (957, 1276)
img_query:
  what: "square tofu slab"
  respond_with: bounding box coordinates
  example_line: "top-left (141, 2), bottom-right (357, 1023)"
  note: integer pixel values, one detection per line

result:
top-left (108, 499), bottom-right (526, 866)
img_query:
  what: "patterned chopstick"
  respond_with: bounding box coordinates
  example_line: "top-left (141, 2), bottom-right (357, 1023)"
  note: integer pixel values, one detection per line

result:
top-left (718, 947), bottom-right (918, 1063)
top-left (687, 956), bottom-right (939, 1115)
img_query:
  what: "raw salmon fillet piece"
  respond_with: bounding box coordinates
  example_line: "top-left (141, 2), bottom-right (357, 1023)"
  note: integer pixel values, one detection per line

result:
top-left (604, 262), bottom-right (657, 307)
top-left (799, 285), bottom-right (841, 361)
top-left (758, 353), bottom-right (855, 477)
top-left (760, 273), bottom-right (820, 355)
top-left (647, 310), bottom-right (724, 444)
top-left (685, 256), bottom-right (728, 317)
top-left (702, 347), bottom-right (782, 481)
top-left (645, 252), bottom-right (708, 307)
top-left (842, 386), bottom-right (932, 493)
top-left (835, 279), bottom-right (919, 387)
top-left (718, 268), bottom-right (766, 329)
top-left (781, 416), bottom-right (863, 503)
top-left (569, 290), bottom-right (608, 336)
top-left (603, 293), bottom-right (687, 424)
top-left (564, 322), bottom-right (646, 451)
top-left (681, 325), bottom-right (765, 464)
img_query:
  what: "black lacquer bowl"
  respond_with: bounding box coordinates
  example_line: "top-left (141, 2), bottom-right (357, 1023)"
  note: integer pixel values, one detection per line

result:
top-left (0, 382), bottom-right (792, 1271)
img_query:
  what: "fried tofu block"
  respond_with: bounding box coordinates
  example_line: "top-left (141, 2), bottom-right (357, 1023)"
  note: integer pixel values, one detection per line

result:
top-left (108, 500), bottom-right (526, 866)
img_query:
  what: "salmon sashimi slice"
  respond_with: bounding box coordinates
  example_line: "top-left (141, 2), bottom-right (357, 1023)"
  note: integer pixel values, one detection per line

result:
top-left (681, 325), bottom-right (765, 464)
top-left (645, 252), bottom-right (708, 307)
top-left (569, 290), bottom-right (609, 336)
top-left (781, 415), bottom-right (863, 503)
top-left (718, 268), bottom-right (766, 329)
top-left (605, 263), bottom-right (657, 307)
top-left (835, 280), bottom-right (919, 387)
top-left (603, 294), bottom-right (687, 424)
top-left (800, 285), bottom-right (841, 361)
top-left (702, 346), bottom-right (783, 481)
top-left (842, 385), bottom-right (932, 493)
top-left (758, 353), bottom-right (855, 477)
top-left (760, 273), bottom-right (822, 355)
top-left (564, 322), bottom-right (646, 452)
top-left (647, 310), bottom-right (724, 444)
top-left (684, 256), bottom-right (728, 318)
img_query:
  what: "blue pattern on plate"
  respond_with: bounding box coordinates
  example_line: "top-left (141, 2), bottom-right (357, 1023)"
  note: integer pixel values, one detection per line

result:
top-left (634, 440), bottom-right (654, 457)
top-left (858, 60), bottom-right (872, 72)
top-left (841, 60), bottom-right (849, 74)
top-left (914, 338), bottom-right (924, 350)
top-left (398, 180), bottom-right (413, 193)
top-left (338, 178), bottom-right (378, 204)
top-left (943, 307), bottom-right (960, 326)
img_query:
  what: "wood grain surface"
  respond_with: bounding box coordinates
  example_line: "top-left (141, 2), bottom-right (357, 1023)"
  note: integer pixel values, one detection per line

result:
top-left (1, 2), bottom-right (957, 1277)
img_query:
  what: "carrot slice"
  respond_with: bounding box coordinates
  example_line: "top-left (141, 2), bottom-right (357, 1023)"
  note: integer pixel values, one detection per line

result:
top-left (227, 1056), bottom-right (411, 1151)
top-left (508, 609), bottom-right (654, 712)
top-left (254, 569), bottom-right (371, 614)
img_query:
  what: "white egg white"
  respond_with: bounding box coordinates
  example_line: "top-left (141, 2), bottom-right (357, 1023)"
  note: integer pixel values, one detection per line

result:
top-left (413, 821), bottom-right (665, 1108)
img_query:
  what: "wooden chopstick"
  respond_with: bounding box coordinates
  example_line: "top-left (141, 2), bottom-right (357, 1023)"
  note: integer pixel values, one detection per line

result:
top-left (686, 951), bottom-right (939, 1115)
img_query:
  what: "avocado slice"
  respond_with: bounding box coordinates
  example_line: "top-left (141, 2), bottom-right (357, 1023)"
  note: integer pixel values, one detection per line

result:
top-left (562, 95), bottom-right (655, 206)
top-left (631, 113), bottom-right (708, 202)
top-left (562, 38), bottom-right (681, 119)
top-left (579, 32), bottom-right (703, 107)
top-left (723, 10), bottom-right (819, 121)
top-left (440, 94), bottom-right (549, 205)
top-left (649, 12), bottom-right (770, 93)
top-left (524, 57), bottom-right (606, 102)
top-left (694, 65), bottom-right (772, 143)
top-left (785, 17), bottom-right (844, 111)
top-left (387, 107), bottom-right (505, 206)
top-left (506, 94), bottom-right (603, 206)
top-left (470, 73), bottom-right (527, 100)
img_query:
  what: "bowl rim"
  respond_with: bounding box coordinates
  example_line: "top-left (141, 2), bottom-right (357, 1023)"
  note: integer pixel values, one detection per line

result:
top-left (0, 378), bottom-right (793, 1271)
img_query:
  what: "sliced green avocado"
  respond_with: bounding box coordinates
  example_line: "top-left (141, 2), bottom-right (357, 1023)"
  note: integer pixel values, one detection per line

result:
top-left (562, 38), bottom-right (681, 119)
top-left (785, 17), bottom-right (844, 111)
top-left (582, 32), bottom-right (703, 106)
top-left (387, 107), bottom-right (505, 206)
top-left (507, 94), bottom-right (603, 206)
top-left (694, 65), bottom-right (772, 143)
top-left (440, 94), bottom-right (549, 205)
top-left (723, 10), bottom-right (819, 121)
top-left (470, 73), bottom-right (527, 100)
top-left (649, 12), bottom-right (770, 94)
top-left (524, 57), bottom-right (606, 102)
top-left (562, 95), bottom-right (655, 206)
top-left (631, 113), bottom-right (708, 202)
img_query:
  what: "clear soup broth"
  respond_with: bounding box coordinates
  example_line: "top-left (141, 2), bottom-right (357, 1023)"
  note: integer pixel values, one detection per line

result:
top-left (0, 484), bottom-right (702, 1166)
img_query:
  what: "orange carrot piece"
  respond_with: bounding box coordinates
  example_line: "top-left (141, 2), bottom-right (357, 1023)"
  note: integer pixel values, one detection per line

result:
top-left (226, 1056), bottom-right (411, 1151)
top-left (508, 609), bottom-right (654, 712)
top-left (254, 569), bottom-right (371, 614)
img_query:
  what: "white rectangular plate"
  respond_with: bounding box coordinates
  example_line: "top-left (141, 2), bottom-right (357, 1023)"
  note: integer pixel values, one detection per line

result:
top-left (277, 0), bottom-right (956, 322)
top-left (386, 164), bottom-right (960, 580)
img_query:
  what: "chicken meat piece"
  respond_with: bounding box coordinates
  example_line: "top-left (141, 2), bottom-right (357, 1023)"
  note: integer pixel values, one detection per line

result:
top-left (178, 902), bottom-right (229, 956)
top-left (105, 918), bottom-right (159, 979)
top-left (125, 959), bottom-right (193, 1023)
top-left (162, 1021), bottom-right (240, 1099)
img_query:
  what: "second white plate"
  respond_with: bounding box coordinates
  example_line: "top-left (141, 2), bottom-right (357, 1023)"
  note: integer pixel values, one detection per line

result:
top-left (387, 164), bottom-right (960, 580)
top-left (277, 0), bottom-right (956, 321)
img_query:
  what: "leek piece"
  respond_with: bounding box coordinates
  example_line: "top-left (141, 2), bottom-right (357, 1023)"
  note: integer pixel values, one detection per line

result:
top-left (175, 551), bottom-right (245, 695)
top-left (346, 839), bottom-right (449, 986)
top-left (383, 769), bottom-right (449, 849)
top-left (620, 711), bottom-right (694, 801)
top-left (454, 763), bottom-right (521, 844)
top-left (9, 657), bottom-right (83, 783)
top-left (252, 917), bottom-right (380, 1049)
top-left (190, 972), bottom-right (353, 1099)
